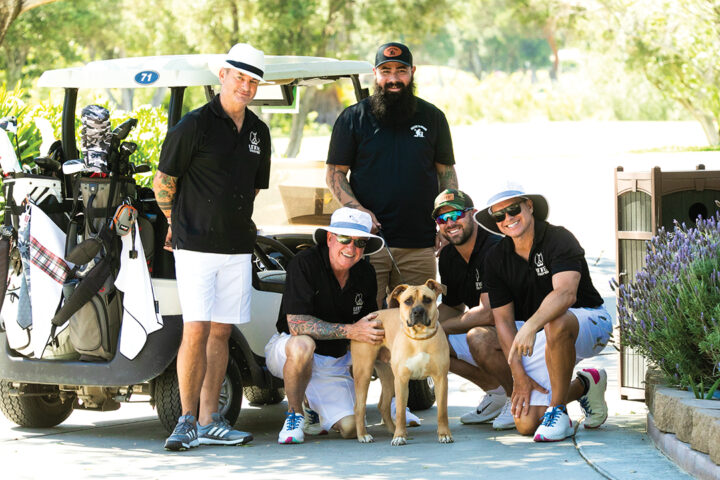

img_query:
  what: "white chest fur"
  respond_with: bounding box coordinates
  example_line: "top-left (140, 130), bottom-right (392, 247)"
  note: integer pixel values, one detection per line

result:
top-left (404, 352), bottom-right (431, 380)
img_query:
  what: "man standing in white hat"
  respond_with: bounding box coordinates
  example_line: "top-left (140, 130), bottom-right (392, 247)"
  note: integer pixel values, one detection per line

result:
top-left (475, 184), bottom-right (613, 442)
top-left (264, 207), bottom-right (386, 444)
top-left (153, 43), bottom-right (271, 451)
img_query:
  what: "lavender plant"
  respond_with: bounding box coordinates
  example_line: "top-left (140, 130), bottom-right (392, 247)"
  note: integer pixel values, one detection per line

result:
top-left (616, 215), bottom-right (720, 399)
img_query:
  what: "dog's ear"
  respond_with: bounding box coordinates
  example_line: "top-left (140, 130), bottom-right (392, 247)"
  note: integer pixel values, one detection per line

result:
top-left (388, 284), bottom-right (409, 308)
top-left (424, 279), bottom-right (446, 296)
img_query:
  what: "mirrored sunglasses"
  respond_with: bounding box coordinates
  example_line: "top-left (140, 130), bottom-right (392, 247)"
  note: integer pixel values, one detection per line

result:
top-left (490, 201), bottom-right (524, 222)
top-left (334, 234), bottom-right (369, 249)
top-left (435, 208), bottom-right (471, 225)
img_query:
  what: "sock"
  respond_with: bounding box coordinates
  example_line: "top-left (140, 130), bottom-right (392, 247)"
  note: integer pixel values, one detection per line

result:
top-left (577, 373), bottom-right (590, 396)
top-left (487, 386), bottom-right (506, 396)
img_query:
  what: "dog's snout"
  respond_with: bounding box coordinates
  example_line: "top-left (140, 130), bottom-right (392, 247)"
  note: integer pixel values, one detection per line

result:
top-left (409, 305), bottom-right (430, 326)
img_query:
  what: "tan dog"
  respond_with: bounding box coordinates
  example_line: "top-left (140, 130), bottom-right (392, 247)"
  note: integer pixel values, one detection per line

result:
top-left (351, 279), bottom-right (452, 445)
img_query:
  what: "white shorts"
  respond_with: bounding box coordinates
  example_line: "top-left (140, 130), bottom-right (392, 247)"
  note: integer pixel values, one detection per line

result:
top-left (265, 332), bottom-right (355, 431)
top-left (173, 249), bottom-right (252, 324)
top-left (521, 306), bottom-right (613, 406)
top-left (448, 334), bottom-right (477, 367)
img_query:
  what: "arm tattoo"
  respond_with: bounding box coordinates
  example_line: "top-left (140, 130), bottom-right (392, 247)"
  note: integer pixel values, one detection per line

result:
top-left (437, 164), bottom-right (458, 190)
top-left (288, 314), bottom-right (350, 339)
top-left (327, 165), bottom-right (360, 206)
top-left (153, 171), bottom-right (177, 220)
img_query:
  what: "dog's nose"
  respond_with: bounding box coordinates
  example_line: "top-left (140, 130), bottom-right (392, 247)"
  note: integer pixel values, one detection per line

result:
top-left (410, 306), bottom-right (429, 326)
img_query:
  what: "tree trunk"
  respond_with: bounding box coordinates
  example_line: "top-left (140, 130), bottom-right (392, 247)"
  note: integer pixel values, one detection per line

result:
top-left (150, 87), bottom-right (167, 108)
top-left (284, 87), bottom-right (317, 158)
top-left (0, 0), bottom-right (57, 46)
top-left (695, 111), bottom-right (720, 146)
top-left (543, 22), bottom-right (559, 81)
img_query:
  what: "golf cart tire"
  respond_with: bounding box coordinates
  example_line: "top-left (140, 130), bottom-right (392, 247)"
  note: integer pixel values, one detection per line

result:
top-left (0, 381), bottom-right (74, 428)
top-left (155, 356), bottom-right (244, 434)
top-left (407, 378), bottom-right (435, 411)
top-left (243, 385), bottom-right (285, 405)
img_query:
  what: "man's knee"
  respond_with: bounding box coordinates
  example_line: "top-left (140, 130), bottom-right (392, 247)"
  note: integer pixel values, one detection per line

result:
top-left (208, 322), bottom-right (232, 342)
top-left (181, 322), bottom-right (211, 346)
top-left (515, 408), bottom-right (544, 436)
top-left (286, 335), bottom-right (316, 364)
top-left (334, 415), bottom-right (356, 438)
top-left (543, 313), bottom-right (578, 344)
top-left (467, 327), bottom-right (498, 357)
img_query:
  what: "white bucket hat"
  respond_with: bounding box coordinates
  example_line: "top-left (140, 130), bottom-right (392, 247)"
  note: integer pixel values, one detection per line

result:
top-left (209, 43), bottom-right (270, 83)
top-left (474, 182), bottom-right (549, 235)
top-left (314, 207), bottom-right (385, 255)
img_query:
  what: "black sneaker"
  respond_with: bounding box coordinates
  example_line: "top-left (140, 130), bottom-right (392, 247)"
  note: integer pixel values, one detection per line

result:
top-left (164, 414), bottom-right (199, 451)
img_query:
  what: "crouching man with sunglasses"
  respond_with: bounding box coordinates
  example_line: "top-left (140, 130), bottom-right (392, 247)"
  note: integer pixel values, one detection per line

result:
top-left (265, 208), bottom-right (386, 444)
top-left (474, 184), bottom-right (613, 442)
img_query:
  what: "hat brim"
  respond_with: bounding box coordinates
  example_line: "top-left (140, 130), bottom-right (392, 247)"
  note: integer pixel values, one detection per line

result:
top-left (474, 193), bottom-right (549, 235)
top-left (208, 58), bottom-right (274, 85)
top-left (314, 226), bottom-right (385, 256)
top-left (375, 59), bottom-right (412, 68)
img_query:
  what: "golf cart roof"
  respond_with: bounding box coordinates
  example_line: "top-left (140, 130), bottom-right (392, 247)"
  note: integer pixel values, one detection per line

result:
top-left (37, 54), bottom-right (372, 89)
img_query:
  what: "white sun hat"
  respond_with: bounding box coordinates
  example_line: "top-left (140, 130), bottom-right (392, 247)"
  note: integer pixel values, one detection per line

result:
top-left (313, 207), bottom-right (385, 255)
top-left (209, 43), bottom-right (271, 83)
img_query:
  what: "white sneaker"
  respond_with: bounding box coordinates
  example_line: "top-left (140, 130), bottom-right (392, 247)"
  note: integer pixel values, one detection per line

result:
top-left (278, 412), bottom-right (305, 444)
top-left (577, 368), bottom-right (608, 428)
top-left (302, 402), bottom-right (327, 435)
top-left (492, 398), bottom-right (515, 430)
top-left (533, 406), bottom-right (575, 442)
top-left (391, 397), bottom-right (421, 427)
top-left (460, 392), bottom-right (506, 424)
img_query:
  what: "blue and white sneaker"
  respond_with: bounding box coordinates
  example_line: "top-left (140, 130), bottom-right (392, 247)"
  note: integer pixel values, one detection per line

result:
top-left (164, 414), bottom-right (199, 451)
top-left (302, 402), bottom-right (328, 435)
top-left (197, 413), bottom-right (253, 446)
top-left (278, 411), bottom-right (305, 444)
top-left (533, 406), bottom-right (575, 442)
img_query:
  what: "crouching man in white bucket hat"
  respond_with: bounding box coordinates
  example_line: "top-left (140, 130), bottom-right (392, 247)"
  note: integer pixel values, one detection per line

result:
top-left (475, 183), bottom-right (613, 442)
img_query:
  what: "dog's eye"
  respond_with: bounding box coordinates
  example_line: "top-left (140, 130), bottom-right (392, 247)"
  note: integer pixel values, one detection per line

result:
top-left (422, 296), bottom-right (432, 304)
top-left (404, 298), bottom-right (413, 306)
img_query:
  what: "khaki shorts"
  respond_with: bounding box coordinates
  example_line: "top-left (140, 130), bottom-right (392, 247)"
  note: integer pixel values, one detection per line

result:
top-left (265, 333), bottom-right (355, 431)
top-left (369, 246), bottom-right (437, 309)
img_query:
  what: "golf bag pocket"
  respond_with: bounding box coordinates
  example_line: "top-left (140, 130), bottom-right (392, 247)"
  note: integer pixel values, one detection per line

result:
top-left (68, 276), bottom-right (122, 361)
top-left (80, 177), bottom-right (136, 235)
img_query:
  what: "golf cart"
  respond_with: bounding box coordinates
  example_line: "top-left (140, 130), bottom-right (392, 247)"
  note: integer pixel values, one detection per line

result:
top-left (0, 53), bottom-right (435, 433)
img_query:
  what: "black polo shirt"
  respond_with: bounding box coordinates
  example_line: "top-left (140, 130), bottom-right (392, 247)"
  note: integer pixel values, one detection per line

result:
top-left (326, 97), bottom-right (455, 248)
top-left (157, 94), bottom-right (271, 254)
top-left (276, 243), bottom-right (377, 358)
top-left (484, 220), bottom-right (603, 322)
top-left (439, 229), bottom-right (501, 308)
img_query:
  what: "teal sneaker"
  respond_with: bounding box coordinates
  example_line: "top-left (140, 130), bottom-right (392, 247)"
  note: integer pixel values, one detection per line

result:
top-left (164, 414), bottom-right (199, 451)
top-left (197, 413), bottom-right (253, 446)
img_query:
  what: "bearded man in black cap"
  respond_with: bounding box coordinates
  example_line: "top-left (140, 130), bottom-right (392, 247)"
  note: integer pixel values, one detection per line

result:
top-left (326, 42), bottom-right (458, 310)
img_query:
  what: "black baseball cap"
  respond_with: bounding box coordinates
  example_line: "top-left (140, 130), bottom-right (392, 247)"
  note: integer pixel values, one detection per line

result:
top-left (375, 42), bottom-right (413, 68)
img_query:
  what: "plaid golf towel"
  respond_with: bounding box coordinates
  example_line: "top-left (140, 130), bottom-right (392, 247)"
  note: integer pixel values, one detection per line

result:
top-left (29, 235), bottom-right (70, 285)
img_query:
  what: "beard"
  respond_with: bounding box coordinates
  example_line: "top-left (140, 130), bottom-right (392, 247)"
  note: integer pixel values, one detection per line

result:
top-left (442, 223), bottom-right (474, 246)
top-left (369, 77), bottom-right (417, 125)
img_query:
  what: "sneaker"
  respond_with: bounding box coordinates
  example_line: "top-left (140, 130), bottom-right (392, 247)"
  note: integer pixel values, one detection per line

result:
top-left (302, 402), bottom-right (328, 435)
top-left (164, 414), bottom-right (199, 451)
top-left (278, 411), bottom-right (305, 444)
top-left (460, 392), bottom-right (506, 424)
top-left (577, 368), bottom-right (608, 428)
top-left (197, 413), bottom-right (253, 446)
top-left (533, 406), bottom-right (575, 442)
top-left (492, 398), bottom-right (515, 430)
top-left (391, 397), bottom-right (421, 427)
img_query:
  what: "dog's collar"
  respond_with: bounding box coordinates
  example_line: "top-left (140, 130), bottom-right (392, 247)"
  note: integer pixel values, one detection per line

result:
top-left (403, 324), bottom-right (439, 340)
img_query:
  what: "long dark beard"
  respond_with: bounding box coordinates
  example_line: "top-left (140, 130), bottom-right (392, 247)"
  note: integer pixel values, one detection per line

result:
top-left (369, 77), bottom-right (417, 125)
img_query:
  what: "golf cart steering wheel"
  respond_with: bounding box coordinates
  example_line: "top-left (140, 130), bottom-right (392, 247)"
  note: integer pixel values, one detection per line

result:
top-left (253, 235), bottom-right (295, 271)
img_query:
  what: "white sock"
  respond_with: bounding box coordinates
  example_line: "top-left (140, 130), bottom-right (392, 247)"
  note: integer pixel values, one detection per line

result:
top-left (487, 386), bottom-right (506, 396)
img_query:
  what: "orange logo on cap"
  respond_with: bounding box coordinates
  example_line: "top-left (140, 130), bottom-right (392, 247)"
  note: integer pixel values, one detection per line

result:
top-left (439, 193), bottom-right (454, 202)
top-left (384, 46), bottom-right (402, 57)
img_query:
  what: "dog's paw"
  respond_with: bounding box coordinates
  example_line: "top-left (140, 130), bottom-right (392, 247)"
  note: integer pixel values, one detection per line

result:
top-left (391, 436), bottom-right (407, 446)
top-left (357, 434), bottom-right (374, 443)
top-left (438, 434), bottom-right (454, 444)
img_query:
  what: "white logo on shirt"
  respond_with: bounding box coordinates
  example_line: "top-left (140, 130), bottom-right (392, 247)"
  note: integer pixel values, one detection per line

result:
top-left (354, 293), bottom-right (364, 315)
top-left (534, 253), bottom-right (549, 276)
top-left (249, 131), bottom-right (260, 154)
top-left (410, 125), bottom-right (427, 138)
top-left (475, 268), bottom-right (482, 290)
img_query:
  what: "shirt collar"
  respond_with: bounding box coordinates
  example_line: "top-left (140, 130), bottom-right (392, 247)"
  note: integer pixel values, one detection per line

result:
top-left (209, 94), bottom-right (258, 130)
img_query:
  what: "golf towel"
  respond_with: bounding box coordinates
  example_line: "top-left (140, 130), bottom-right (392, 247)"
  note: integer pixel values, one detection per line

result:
top-left (115, 226), bottom-right (163, 360)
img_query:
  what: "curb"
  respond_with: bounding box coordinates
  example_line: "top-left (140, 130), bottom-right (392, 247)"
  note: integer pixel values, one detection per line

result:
top-left (647, 413), bottom-right (720, 480)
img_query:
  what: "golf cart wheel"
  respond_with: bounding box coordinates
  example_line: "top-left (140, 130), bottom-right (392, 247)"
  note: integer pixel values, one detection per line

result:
top-left (154, 356), bottom-right (244, 434)
top-left (0, 381), bottom-right (74, 428)
top-left (243, 385), bottom-right (285, 405)
top-left (407, 378), bottom-right (435, 411)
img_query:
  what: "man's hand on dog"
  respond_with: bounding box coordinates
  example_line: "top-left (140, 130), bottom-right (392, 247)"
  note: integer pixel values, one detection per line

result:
top-left (348, 312), bottom-right (384, 344)
top-left (510, 371), bottom-right (548, 418)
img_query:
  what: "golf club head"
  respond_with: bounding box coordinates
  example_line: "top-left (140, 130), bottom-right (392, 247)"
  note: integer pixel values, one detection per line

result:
top-left (112, 118), bottom-right (137, 142)
top-left (119, 141), bottom-right (137, 156)
top-left (0, 116), bottom-right (17, 134)
top-left (34, 156), bottom-right (62, 173)
top-left (62, 159), bottom-right (88, 175)
top-left (133, 164), bottom-right (152, 174)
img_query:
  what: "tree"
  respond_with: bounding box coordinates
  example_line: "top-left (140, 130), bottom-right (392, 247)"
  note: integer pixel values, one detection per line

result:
top-left (592, 0), bottom-right (720, 145)
top-left (0, 0), bottom-right (56, 46)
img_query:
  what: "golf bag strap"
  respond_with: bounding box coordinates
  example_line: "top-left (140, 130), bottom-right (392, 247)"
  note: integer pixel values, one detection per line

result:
top-left (0, 237), bottom-right (9, 313)
top-left (50, 255), bottom-right (111, 328)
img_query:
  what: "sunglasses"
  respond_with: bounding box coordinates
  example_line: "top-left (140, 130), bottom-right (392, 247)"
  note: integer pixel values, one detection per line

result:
top-left (435, 208), bottom-right (471, 225)
top-left (334, 234), bottom-right (369, 249)
top-left (490, 201), bottom-right (525, 222)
